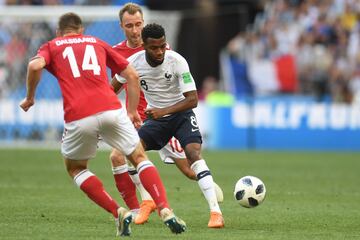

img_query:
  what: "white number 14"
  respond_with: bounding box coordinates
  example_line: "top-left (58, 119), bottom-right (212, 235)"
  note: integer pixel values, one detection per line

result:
top-left (63, 45), bottom-right (101, 78)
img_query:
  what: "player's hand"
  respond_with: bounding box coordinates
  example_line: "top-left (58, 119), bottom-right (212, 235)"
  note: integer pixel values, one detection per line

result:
top-left (145, 108), bottom-right (166, 119)
top-left (19, 98), bottom-right (34, 112)
top-left (128, 110), bottom-right (143, 129)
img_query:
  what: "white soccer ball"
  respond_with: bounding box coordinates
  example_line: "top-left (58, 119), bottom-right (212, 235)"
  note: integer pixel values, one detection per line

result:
top-left (234, 176), bottom-right (266, 208)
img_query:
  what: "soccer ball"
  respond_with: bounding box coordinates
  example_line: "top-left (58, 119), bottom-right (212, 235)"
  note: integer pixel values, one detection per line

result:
top-left (234, 176), bottom-right (266, 208)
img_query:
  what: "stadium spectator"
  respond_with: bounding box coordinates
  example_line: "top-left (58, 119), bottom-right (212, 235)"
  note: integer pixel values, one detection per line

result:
top-left (19, 12), bottom-right (186, 236)
top-left (109, 2), bottom-right (224, 227)
top-left (3, 0), bottom-right (144, 5)
top-left (349, 58), bottom-right (360, 103)
top-left (0, 20), bottom-right (53, 99)
top-left (198, 76), bottom-right (219, 100)
top-left (226, 0), bottom-right (360, 103)
top-left (0, 63), bottom-right (9, 98)
top-left (5, 31), bottom-right (27, 88)
top-left (113, 23), bottom-right (225, 228)
top-left (0, 26), bottom-right (10, 97)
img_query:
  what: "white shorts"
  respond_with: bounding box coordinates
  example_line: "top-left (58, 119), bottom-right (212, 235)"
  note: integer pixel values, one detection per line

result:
top-left (61, 108), bottom-right (139, 160)
top-left (158, 137), bottom-right (186, 164)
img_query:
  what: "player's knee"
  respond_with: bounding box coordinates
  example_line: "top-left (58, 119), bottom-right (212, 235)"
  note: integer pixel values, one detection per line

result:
top-left (65, 165), bottom-right (74, 177)
top-left (64, 158), bottom-right (87, 178)
top-left (110, 150), bottom-right (126, 165)
top-left (127, 143), bottom-right (148, 167)
top-left (185, 150), bottom-right (201, 163)
top-left (184, 143), bottom-right (202, 163)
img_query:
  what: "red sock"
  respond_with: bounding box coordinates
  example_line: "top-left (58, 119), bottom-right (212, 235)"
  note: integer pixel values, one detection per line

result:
top-left (114, 173), bottom-right (140, 210)
top-left (79, 175), bottom-right (119, 218)
top-left (137, 161), bottom-right (170, 209)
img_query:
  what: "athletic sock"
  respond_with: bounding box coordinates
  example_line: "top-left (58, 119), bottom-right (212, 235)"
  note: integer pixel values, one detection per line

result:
top-left (191, 159), bottom-right (222, 213)
top-left (112, 164), bottom-right (140, 210)
top-left (128, 164), bottom-right (154, 201)
top-left (74, 169), bottom-right (119, 218)
top-left (136, 160), bottom-right (170, 210)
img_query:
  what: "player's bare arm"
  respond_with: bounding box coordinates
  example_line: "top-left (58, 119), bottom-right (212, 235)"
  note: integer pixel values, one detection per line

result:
top-left (111, 76), bottom-right (124, 94)
top-left (145, 90), bottom-right (198, 119)
top-left (118, 64), bottom-right (142, 126)
top-left (19, 57), bottom-right (46, 112)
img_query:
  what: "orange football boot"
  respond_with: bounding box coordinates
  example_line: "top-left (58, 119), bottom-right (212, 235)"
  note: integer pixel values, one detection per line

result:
top-left (208, 212), bottom-right (225, 228)
top-left (134, 200), bottom-right (157, 224)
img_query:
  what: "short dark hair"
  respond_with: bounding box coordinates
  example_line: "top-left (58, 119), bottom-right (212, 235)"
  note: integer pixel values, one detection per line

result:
top-left (119, 2), bottom-right (143, 23)
top-left (142, 23), bottom-right (165, 43)
top-left (58, 12), bottom-right (82, 33)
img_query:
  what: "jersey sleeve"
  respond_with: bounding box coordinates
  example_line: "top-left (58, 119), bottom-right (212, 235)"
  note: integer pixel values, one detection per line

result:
top-left (115, 54), bottom-right (138, 83)
top-left (176, 54), bottom-right (197, 93)
top-left (100, 39), bottom-right (129, 75)
top-left (115, 73), bottom-right (127, 84)
top-left (35, 42), bottom-right (51, 65)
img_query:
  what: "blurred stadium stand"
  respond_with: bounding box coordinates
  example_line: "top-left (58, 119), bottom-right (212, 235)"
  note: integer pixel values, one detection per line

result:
top-left (0, 1), bottom-right (359, 151)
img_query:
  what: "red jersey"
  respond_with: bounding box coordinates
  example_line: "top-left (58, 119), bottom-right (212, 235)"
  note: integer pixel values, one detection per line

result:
top-left (112, 40), bottom-right (147, 120)
top-left (37, 34), bottom-right (129, 123)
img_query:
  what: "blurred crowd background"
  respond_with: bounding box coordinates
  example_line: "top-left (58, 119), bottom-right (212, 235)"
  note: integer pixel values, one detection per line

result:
top-left (0, 0), bottom-right (360, 103)
top-left (226, 0), bottom-right (360, 104)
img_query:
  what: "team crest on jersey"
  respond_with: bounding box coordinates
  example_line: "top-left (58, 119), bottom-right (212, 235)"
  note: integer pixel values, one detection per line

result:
top-left (164, 72), bottom-right (172, 81)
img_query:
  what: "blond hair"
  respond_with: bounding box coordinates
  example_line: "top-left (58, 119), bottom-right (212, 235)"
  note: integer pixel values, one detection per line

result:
top-left (118, 2), bottom-right (143, 23)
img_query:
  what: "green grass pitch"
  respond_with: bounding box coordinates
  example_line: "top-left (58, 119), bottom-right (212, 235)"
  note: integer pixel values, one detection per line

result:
top-left (0, 148), bottom-right (359, 240)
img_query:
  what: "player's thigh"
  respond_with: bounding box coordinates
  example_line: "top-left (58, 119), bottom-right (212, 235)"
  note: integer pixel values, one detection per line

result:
top-left (158, 137), bottom-right (186, 164)
top-left (61, 116), bottom-right (98, 160)
top-left (174, 110), bottom-right (202, 148)
top-left (100, 109), bottom-right (139, 156)
top-left (138, 119), bottom-right (172, 150)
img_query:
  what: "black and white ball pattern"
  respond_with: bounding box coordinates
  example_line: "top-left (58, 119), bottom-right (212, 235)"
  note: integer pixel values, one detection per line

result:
top-left (234, 176), bottom-right (266, 208)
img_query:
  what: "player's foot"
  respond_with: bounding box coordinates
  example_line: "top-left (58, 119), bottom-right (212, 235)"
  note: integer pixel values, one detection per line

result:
top-left (134, 200), bottom-right (157, 224)
top-left (208, 212), bottom-right (224, 228)
top-left (160, 208), bottom-right (186, 234)
top-left (214, 181), bottom-right (224, 203)
top-left (116, 207), bottom-right (132, 237)
top-left (130, 209), bottom-right (139, 220)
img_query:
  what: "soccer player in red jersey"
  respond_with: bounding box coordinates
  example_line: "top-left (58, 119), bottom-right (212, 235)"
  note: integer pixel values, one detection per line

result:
top-left (19, 12), bottom-right (186, 236)
top-left (109, 3), bottom-right (224, 228)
